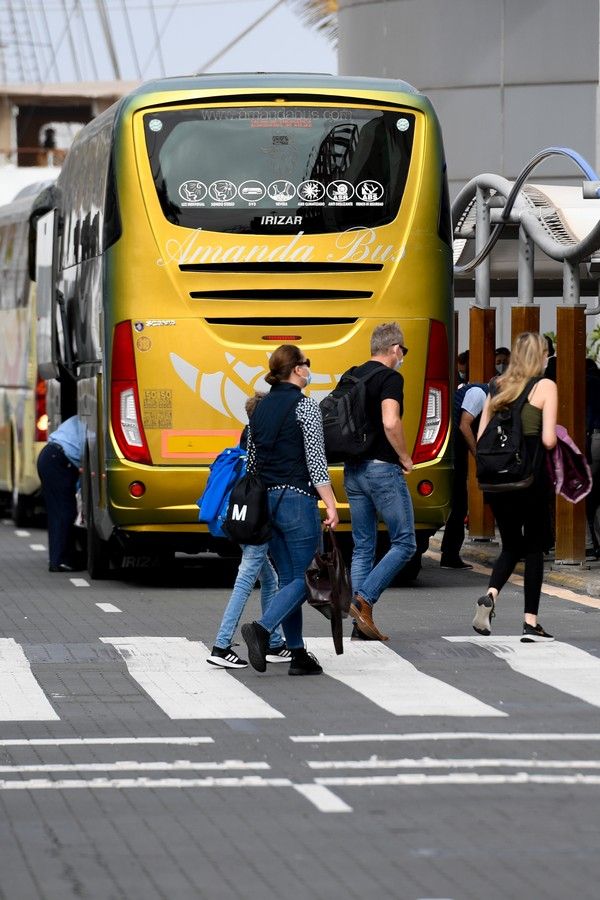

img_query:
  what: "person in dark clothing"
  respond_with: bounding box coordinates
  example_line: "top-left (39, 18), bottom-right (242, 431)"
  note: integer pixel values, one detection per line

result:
top-left (37, 416), bottom-right (85, 572)
top-left (494, 346), bottom-right (511, 375)
top-left (241, 345), bottom-right (338, 676)
top-left (440, 383), bottom-right (487, 568)
top-left (585, 358), bottom-right (600, 556)
top-left (343, 322), bottom-right (416, 641)
top-left (545, 335), bottom-right (557, 382)
top-left (472, 333), bottom-right (558, 642)
top-left (207, 392), bottom-right (288, 669)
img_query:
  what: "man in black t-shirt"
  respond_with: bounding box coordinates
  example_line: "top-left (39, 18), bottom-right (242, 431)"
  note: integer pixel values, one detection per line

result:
top-left (344, 322), bottom-right (417, 641)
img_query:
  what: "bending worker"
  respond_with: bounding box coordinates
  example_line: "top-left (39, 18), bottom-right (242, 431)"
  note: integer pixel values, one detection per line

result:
top-left (37, 415), bottom-right (85, 572)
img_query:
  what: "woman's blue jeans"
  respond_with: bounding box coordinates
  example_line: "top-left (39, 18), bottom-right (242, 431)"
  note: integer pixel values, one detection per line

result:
top-left (258, 489), bottom-right (321, 650)
top-left (214, 544), bottom-right (284, 650)
top-left (344, 460), bottom-right (416, 605)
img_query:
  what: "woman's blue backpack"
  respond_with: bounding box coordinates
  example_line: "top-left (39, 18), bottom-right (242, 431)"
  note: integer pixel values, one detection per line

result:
top-left (197, 445), bottom-right (247, 538)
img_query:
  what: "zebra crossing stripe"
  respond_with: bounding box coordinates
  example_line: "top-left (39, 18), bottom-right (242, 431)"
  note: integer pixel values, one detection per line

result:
top-left (444, 636), bottom-right (600, 708)
top-left (100, 636), bottom-right (285, 720)
top-left (0, 639), bottom-right (59, 721)
top-left (307, 639), bottom-right (506, 717)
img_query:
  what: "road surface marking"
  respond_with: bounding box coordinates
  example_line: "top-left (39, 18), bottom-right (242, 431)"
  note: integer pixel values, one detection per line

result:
top-left (0, 639), bottom-right (59, 721)
top-left (308, 638), bottom-right (505, 717)
top-left (293, 783), bottom-right (352, 812)
top-left (0, 775), bottom-right (292, 791)
top-left (444, 636), bottom-right (600, 707)
top-left (96, 602), bottom-right (121, 612)
top-left (315, 773), bottom-right (600, 787)
top-left (307, 757), bottom-right (600, 770)
top-left (0, 760), bottom-right (269, 774)
top-left (291, 732), bottom-right (600, 743)
top-left (14, 530), bottom-right (30, 537)
top-left (101, 636), bottom-right (284, 719)
top-left (70, 578), bottom-right (89, 587)
top-left (0, 737), bottom-right (214, 746)
top-left (29, 544), bottom-right (45, 551)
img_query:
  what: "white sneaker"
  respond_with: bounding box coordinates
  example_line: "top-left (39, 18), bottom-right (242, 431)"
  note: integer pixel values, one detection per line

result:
top-left (266, 645), bottom-right (292, 663)
top-left (207, 646), bottom-right (248, 668)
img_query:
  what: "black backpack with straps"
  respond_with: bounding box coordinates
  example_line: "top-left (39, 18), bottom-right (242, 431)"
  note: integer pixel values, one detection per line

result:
top-left (319, 364), bottom-right (387, 463)
top-left (476, 377), bottom-right (540, 492)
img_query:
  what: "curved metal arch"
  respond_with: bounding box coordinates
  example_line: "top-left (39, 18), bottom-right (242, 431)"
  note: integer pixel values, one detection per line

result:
top-left (453, 147), bottom-right (600, 274)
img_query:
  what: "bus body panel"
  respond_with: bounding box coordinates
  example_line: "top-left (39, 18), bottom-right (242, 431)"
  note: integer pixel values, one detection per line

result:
top-left (50, 76), bottom-right (453, 552)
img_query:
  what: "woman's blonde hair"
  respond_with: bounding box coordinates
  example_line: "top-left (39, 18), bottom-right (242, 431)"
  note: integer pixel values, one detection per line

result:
top-left (489, 332), bottom-right (547, 414)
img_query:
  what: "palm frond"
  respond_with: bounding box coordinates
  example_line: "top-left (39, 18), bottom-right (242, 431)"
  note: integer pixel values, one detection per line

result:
top-left (288, 0), bottom-right (338, 46)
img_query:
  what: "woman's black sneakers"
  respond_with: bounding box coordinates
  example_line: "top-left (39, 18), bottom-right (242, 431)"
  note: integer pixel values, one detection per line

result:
top-left (521, 623), bottom-right (554, 643)
top-left (288, 648), bottom-right (323, 676)
top-left (472, 593), bottom-right (495, 635)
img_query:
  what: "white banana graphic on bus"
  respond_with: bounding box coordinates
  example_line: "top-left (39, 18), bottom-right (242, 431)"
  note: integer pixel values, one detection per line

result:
top-left (169, 351), bottom-right (336, 424)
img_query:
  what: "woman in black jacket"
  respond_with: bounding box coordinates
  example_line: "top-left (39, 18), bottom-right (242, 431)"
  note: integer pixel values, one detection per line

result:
top-left (241, 344), bottom-right (338, 675)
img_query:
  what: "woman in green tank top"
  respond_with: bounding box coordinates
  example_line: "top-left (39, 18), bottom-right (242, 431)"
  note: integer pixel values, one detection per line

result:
top-left (472, 333), bottom-right (558, 642)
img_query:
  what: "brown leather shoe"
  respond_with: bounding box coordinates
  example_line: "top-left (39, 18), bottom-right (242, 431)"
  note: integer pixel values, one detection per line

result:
top-left (349, 596), bottom-right (389, 641)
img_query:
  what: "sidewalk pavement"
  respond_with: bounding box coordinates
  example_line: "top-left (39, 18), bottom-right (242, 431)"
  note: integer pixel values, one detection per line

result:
top-left (429, 531), bottom-right (600, 598)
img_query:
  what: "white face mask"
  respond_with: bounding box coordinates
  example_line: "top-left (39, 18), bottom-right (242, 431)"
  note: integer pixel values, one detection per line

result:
top-left (495, 363), bottom-right (507, 375)
top-left (303, 369), bottom-right (312, 387)
top-left (394, 357), bottom-right (404, 370)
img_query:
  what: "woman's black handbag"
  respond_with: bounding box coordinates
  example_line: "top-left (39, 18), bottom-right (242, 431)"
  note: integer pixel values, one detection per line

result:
top-left (305, 529), bottom-right (352, 655)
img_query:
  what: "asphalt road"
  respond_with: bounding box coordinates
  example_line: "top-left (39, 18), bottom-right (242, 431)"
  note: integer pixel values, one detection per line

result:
top-left (1, 519), bottom-right (600, 900)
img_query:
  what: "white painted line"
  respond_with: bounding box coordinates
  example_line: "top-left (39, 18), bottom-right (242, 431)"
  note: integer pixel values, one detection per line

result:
top-left (0, 639), bottom-right (59, 721)
top-left (14, 530), bottom-right (30, 537)
top-left (307, 757), bottom-right (600, 771)
top-left (426, 548), bottom-right (600, 610)
top-left (70, 578), bottom-right (89, 587)
top-left (29, 544), bottom-right (45, 551)
top-left (0, 775), bottom-right (293, 791)
top-left (315, 773), bottom-right (600, 787)
top-left (96, 602), bottom-right (121, 612)
top-left (291, 732), bottom-right (600, 744)
top-left (308, 638), bottom-right (505, 718)
top-left (101, 636), bottom-right (285, 719)
top-left (0, 737), bottom-right (214, 746)
top-left (293, 783), bottom-right (352, 813)
top-left (445, 636), bottom-right (600, 708)
top-left (0, 760), bottom-right (269, 774)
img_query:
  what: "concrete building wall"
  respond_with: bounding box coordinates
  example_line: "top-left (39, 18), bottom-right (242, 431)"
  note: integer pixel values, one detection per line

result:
top-left (337, 0), bottom-right (600, 348)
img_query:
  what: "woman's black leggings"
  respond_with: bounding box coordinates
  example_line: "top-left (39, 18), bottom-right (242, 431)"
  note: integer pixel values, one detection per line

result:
top-left (487, 484), bottom-right (546, 616)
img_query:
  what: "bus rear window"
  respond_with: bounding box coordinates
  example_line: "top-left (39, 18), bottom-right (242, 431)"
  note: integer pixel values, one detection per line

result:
top-left (142, 106), bottom-right (415, 234)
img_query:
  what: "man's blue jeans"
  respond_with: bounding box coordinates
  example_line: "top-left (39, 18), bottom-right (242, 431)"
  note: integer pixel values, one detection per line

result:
top-left (215, 543), bottom-right (284, 650)
top-left (344, 460), bottom-right (416, 605)
top-left (258, 489), bottom-right (321, 649)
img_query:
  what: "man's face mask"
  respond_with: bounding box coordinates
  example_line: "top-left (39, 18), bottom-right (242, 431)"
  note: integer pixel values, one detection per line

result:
top-left (495, 363), bottom-right (507, 375)
top-left (458, 370), bottom-right (467, 382)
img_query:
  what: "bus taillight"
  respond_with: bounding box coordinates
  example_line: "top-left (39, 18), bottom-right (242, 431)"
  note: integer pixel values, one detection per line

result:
top-left (412, 320), bottom-right (449, 465)
top-left (35, 377), bottom-right (48, 441)
top-left (111, 321), bottom-right (151, 465)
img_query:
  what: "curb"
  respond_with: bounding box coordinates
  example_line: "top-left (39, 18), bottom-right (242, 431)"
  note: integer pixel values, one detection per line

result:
top-left (428, 535), bottom-right (600, 598)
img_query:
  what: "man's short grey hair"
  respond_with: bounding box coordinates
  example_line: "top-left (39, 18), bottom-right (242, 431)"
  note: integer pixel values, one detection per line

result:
top-left (371, 322), bottom-right (404, 356)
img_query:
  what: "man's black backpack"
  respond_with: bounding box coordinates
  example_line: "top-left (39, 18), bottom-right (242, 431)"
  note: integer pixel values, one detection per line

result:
top-left (476, 377), bottom-right (540, 492)
top-left (320, 364), bottom-right (386, 463)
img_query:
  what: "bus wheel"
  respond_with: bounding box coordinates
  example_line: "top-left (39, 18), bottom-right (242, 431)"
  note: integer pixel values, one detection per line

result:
top-left (86, 494), bottom-right (111, 580)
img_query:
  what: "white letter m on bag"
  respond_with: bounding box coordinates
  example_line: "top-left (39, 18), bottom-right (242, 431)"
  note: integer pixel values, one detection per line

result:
top-left (231, 504), bottom-right (247, 521)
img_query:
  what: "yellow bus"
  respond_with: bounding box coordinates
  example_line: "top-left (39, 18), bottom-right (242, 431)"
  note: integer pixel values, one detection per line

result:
top-left (36, 74), bottom-right (453, 578)
top-left (0, 181), bottom-right (54, 525)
